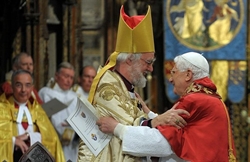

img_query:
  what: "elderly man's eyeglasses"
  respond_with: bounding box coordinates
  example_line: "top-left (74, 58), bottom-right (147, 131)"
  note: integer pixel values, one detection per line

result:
top-left (140, 58), bottom-right (156, 66)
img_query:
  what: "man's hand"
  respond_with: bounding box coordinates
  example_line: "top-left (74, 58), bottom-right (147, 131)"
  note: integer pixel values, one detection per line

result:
top-left (151, 102), bottom-right (190, 129)
top-left (15, 133), bottom-right (30, 153)
top-left (61, 120), bottom-right (70, 127)
top-left (135, 92), bottom-right (150, 114)
top-left (96, 117), bottom-right (119, 134)
top-left (16, 132), bottom-right (29, 141)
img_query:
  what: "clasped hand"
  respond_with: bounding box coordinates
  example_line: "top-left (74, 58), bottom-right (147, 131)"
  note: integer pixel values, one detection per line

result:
top-left (15, 133), bottom-right (30, 153)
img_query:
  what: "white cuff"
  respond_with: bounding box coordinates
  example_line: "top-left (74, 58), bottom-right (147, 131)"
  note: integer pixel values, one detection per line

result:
top-left (148, 111), bottom-right (158, 119)
top-left (12, 137), bottom-right (16, 152)
top-left (114, 123), bottom-right (126, 140)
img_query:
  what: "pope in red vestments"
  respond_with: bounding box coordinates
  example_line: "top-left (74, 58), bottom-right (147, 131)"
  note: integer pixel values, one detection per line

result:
top-left (157, 77), bottom-right (236, 161)
top-left (156, 52), bottom-right (236, 162)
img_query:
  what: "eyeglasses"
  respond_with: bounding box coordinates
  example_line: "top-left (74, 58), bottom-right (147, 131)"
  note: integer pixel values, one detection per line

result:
top-left (140, 58), bottom-right (156, 66)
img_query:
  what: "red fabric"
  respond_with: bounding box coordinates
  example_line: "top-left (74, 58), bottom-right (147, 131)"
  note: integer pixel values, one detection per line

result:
top-left (32, 88), bottom-right (43, 104)
top-left (121, 6), bottom-right (145, 29)
top-left (194, 77), bottom-right (217, 91)
top-left (0, 81), bottom-right (13, 95)
top-left (157, 78), bottom-right (236, 162)
top-left (14, 103), bottom-right (28, 130)
top-left (0, 81), bottom-right (43, 104)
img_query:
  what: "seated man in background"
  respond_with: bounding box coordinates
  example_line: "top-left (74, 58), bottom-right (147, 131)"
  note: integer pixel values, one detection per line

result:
top-left (0, 70), bottom-right (65, 162)
top-left (72, 65), bottom-right (97, 99)
top-left (0, 52), bottom-right (43, 104)
top-left (39, 62), bottom-right (78, 162)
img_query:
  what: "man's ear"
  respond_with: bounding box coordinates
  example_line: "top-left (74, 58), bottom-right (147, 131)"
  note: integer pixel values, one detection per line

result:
top-left (126, 58), bottom-right (133, 65)
top-left (185, 70), bottom-right (193, 81)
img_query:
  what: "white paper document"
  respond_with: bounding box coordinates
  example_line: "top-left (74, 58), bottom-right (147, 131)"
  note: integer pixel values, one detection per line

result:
top-left (67, 98), bottom-right (112, 156)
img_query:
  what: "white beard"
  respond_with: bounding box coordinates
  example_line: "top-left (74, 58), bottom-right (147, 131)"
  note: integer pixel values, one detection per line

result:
top-left (129, 62), bottom-right (147, 88)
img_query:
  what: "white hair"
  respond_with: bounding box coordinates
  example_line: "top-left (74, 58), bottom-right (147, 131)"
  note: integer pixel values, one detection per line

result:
top-left (116, 52), bottom-right (142, 63)
top-left (174, 55), bottom-right (209, 80)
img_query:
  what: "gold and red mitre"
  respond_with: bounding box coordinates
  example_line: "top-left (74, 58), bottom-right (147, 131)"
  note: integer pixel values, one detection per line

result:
top-left (115, 5), bottom-right (155, 53)
top-left (88, 5), bottom-right (155, 103)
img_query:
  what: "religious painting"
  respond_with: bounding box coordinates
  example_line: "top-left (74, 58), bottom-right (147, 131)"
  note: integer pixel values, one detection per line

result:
top-left (164, 0), bottom-right (247, 60)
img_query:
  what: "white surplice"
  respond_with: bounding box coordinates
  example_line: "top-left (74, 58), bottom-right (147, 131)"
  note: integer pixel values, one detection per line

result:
top-left (71, 84), bottom-right (89, 100)
top-left (116, 125), bottom-right (187, 162)
top-left (38, 83), bottom-right (78, 162)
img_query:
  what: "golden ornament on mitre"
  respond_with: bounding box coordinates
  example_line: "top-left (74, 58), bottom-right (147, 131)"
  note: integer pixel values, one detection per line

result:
top-left (88, 5), bottom-right (155, 103)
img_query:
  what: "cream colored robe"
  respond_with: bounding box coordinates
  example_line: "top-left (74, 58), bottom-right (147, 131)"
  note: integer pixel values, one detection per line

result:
top-left (78, 70), bottom-right (147, 162)
top-left (0, 94), bottom-right (65, 162)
